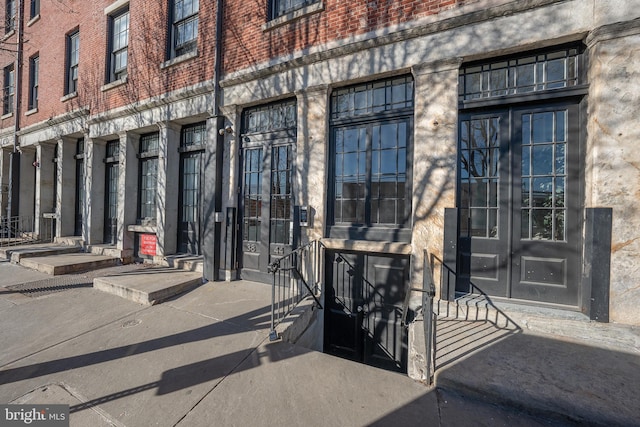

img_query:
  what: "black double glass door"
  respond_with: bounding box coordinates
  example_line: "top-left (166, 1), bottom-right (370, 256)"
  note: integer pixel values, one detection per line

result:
top-left (240, 140), bottom-right (294, 283)
top-left (457, 102), bottom-right (582, 306)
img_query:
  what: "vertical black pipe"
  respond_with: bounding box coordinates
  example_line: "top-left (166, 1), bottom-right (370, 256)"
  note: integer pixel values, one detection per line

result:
top-left (7, 0), bottom-right (25, 220)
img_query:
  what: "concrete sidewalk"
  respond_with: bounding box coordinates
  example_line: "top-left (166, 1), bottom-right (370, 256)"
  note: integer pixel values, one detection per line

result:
top-left (0, 260), bottom-right (566, 427)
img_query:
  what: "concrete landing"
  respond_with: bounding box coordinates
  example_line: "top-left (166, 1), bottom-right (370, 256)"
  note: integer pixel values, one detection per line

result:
top-left (433, 300), bottom-right (640, 426)
top-left (93, 267), bottom-right (203, 305)
top-left (19, 253), bottom-right (119, 275)
top-left (0, 243), bottom-right (82, 263)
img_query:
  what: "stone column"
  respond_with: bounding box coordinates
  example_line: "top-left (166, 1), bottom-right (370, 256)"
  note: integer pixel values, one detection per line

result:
top-left (213, 105), bottom-right (239, 281)
top-left (34, 143), bottom-right (56, 237)
top-left (85, 137), bottom-right (106, 245)
top-left (201, 115), bottom-right (222, 280)
top-left (119, 131), bottom-right (139, 259)
top-left (295, 85), bottom-right (329, 243)
top-left (407, 59), bottom-right (461, 382)
top-left (57, 137), bottom-right (78, 237)
top-left (586, 21), bottom-right (640, 325)
top-left (155, 121), bottom-right (181, 258)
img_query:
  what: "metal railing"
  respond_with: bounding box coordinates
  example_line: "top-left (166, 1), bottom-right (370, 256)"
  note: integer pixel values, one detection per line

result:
top-left (0, 215), bottom-right (54, 248)
top-left (268, 240), bottom-right (322, 341)
top-left (402, 250), bottom-right (437, 384)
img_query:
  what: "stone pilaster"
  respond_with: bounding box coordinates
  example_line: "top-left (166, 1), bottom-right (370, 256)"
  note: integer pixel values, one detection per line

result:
top-left (84, 137), bottom-right (106, 245)
top-left (215, 106), bottom-right (240, 281)
top-left (56, 137), bottom-right (78, 238)
top-left (586, 20), bottom-right (640, 325)
top-left (296, 85), bottom-right (329, 243)
top-left (155, 121), bottom-right (181, 258)
top-left (119, 131), bottom-right (139, 257)
top-left (34, 143), bottom-right (56, 237)
top-left (407, 58), bottom-right (461, 382)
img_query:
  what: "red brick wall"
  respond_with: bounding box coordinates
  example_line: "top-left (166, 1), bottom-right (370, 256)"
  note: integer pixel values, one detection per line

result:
top-left (1, 0), bottom-right (217, 132)
top-left (222, 0), bottom-right (471, 74)
top-left (1, 0), bottom-right (471, 133)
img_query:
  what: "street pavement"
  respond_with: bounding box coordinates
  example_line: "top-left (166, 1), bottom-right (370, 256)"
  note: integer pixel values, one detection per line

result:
top-left (0, 259), bottom-right (631, 426)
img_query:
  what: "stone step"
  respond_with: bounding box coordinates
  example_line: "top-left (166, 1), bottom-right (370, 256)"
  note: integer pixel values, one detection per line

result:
top-left (0, 244), bottom-right (82, 263)
top-left (19, 253), bottom-right (120, 275)
top-left (93, 267), bottom-right (204, 305)
top-left (158, 255), bottom-right (204, 272)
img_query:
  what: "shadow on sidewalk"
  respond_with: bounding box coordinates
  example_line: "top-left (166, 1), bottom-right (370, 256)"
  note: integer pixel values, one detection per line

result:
top-left (0, 304), bottom-right (272, 386)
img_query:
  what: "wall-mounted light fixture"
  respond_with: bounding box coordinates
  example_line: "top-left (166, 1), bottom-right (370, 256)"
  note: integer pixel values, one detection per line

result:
top-left (218, 125), bottom-right (233, 136)
top-left (32, 161), bottom-right (40, 168)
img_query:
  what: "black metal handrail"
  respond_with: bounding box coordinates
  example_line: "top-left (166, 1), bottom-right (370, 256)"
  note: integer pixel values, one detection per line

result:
top-left (0, 215), bottom-right (54, 248)
top-left (268, 240), bottom-right (322, 341)
top-left (402, 250), bottom-right (436, 384)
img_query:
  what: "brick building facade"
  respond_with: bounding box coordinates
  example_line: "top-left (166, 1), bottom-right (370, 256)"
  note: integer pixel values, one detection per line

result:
top-left (2, 0), bottom-right (640, 379)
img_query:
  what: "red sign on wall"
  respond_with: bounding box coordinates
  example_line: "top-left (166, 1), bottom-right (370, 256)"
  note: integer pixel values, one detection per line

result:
top-left (139, 234), bottom-right (157, 256)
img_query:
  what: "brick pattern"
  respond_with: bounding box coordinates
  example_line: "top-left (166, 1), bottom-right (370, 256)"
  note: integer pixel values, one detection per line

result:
top-left (222, 0), bottom-right (472, 73)
top-left (0, 0), bottom-right (217, 130)
top-left (0, 0), bottom-right (472, 132)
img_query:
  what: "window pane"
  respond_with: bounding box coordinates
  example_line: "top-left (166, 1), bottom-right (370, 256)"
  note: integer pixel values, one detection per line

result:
top-left (532, 112), bottom-right (554, 143)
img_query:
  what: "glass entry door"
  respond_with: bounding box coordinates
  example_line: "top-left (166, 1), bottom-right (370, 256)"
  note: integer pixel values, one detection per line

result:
top-left (240, 141), bottom-right (294, 283)
top-left (457, 102), bottom-right (581, 306)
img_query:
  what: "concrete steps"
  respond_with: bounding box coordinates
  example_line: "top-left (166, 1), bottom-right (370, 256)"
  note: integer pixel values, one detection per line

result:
top-left (158, 254), bottom-right (204, 272)
top-left (0, 243), bottom-right (82, 263)
top-left (19, 253), bottom-right (120, 275)
top-left (93, 267), bottom-right (203, 305)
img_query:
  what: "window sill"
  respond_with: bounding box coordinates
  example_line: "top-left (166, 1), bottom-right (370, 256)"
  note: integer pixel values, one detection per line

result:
top-left (1, 112), bottom-right (13, 120)
top-left (128, 224), bottom-right (156, 233)
top-left (25, 107), bottom-right (38, 116)
top-left (60, 92), bottom-right (78, 102)
top-left (101, 76), bottom-right (128, 92)
top-left (27, 14), bottom-right (40, 27)
top-left (160, 50), bottom-right (198, 69)
top-left (263, 2), bottom-right (324, 31)
top-left (2, 29), bottom-right (15, 41)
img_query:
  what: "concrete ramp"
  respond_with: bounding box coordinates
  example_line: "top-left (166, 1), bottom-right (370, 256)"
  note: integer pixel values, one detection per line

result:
top-left (19, 253), bottom-right (119, 275)
top-left (93, 267), bottom-right (203, 305)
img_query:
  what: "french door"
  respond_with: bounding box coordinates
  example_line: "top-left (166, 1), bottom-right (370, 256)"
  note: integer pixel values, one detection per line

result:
top-left (240, 141), bottom-right (294, 283)
top-left (457, 101), bottom-right (582, 306)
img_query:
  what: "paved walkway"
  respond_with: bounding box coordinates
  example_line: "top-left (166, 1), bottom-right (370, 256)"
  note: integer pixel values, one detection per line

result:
top-left (0, 260), bottom-right (569, 427)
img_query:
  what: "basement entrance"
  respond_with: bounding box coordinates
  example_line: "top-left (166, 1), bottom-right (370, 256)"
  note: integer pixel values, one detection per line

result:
top-left (324, 250), bottom-right (409, 373)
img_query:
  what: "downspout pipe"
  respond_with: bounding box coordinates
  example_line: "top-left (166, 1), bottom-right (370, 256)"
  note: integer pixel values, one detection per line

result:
top-left (209, 0), bottom-right (225, 280)
top-left (7, 0), bottom-right (25, 219)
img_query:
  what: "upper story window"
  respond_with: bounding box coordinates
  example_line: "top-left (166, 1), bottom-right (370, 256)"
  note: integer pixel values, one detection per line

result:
top-left (109, 8), bottom-right (129, 82)
top-left (66, 30), bottom-right (80, 95)
top-left (171, 0), bottom-right (199, 58)
top-left (3, 64), bottom-right (14, 115)
top-left (5, 0), bottom-right (15, 33)
top-left (270, 0), bottom-right (318, 19)
top-left (30, 0), bottom-right (39, 19)
top-left (459, 46), bottom-right (586, 101)
top-left (28, 55), bottom-right (38, 110)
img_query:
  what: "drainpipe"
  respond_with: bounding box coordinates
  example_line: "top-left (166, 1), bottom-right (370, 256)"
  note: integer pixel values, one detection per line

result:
top-left (210, 0), bottom-right (225, 279)
top-left (7, 0), bottom-right (24, 219)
